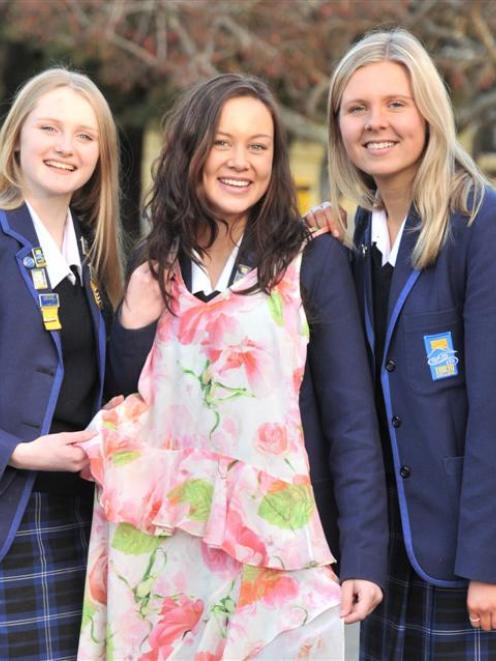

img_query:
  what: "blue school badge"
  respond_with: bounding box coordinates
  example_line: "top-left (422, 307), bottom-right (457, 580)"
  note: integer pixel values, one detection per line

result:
top-left (423, 331), bottom-right (459, 380)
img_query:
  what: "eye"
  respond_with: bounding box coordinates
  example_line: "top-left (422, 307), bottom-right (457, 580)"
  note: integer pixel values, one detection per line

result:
top-left (348, 104), bottom-right (366, 114)
top-left (249, 143), bottom-right (268, 152)
top-left (40, 125), bottom-right (56, 133)
top-left (213, 139), bottom-right (230, 148)
top-left (77, 132), bottom-right (95, 142)
top-left (388, 100), bottom-right (406, 109)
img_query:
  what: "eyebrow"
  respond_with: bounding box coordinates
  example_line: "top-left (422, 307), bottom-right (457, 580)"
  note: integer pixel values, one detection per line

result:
top-left (216, 130), bottom-right (273, 140)
top-left (342, 94), bottom-right (414, 104)
top-left (34, 116), bottom-right (98, 132)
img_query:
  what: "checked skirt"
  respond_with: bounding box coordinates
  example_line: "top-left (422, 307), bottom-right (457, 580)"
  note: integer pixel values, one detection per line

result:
top-left (360, 484), bottom-right (496, 661)
top-left (0, 490), bottom-right (92, 661)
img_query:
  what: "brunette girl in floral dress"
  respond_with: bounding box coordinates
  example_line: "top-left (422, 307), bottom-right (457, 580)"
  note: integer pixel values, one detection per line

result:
top-left (78, 74), bottom-right (387, 660)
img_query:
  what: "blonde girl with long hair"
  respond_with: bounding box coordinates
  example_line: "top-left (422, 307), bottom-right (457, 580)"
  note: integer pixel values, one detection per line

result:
top-left (323, 27), bottom-right (496, 659)
top-left (0, 68), bottom-right (121, 659)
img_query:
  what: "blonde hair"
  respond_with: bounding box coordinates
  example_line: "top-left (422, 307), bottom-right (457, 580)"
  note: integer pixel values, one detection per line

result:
top-left (0, 68), bottom-right (123, 305)
top-left (327, 28), bottom-right (487, 268)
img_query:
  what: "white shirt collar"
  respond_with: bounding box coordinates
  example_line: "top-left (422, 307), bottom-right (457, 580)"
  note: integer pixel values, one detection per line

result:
top-left (26, 201), bottom-right (83, 288)
top-left (191, 241), bottom-right (241, 295)
top-left (371, 208), bottom-right (407, 268)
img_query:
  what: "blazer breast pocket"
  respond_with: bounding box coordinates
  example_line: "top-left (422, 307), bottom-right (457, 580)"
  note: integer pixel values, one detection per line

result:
top-left (403, 308), bottom-right (465, 395)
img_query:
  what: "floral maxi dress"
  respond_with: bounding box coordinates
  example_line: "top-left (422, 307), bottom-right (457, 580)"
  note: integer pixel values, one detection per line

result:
top-left (78, 252), bottom-right (344, 660)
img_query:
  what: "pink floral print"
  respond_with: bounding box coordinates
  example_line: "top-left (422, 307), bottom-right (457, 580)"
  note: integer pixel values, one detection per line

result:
top-left (78, 254), bottom-right (343, 660)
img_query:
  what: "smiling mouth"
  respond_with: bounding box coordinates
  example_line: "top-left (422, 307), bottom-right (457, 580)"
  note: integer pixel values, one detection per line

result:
top-left (218, 177), bottom-right (251, 189)
top-left (44, 160), bottom-right (76, 172)
top-left (364, 141), bottom-right (397, 151)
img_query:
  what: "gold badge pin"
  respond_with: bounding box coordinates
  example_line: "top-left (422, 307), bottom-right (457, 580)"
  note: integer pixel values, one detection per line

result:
top-left (31, 268), bottom-right (48, 290)
top-left (91, 280), bottom-right (103, 309)
top-left (32, 247), bottom-right (47, 268)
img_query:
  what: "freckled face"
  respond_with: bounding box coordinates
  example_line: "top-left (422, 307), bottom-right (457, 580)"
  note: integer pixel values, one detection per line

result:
top-left (338, 61), bottom-right (427, 190)
top-left (201, 96), bottom-right (274, 226)
top-left (18, 86), bottom-right (100, 205)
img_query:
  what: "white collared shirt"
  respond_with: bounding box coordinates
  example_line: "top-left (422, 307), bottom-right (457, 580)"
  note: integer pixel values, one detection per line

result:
top-left (371, 208), bottom-right (406, 268)
top-left (27, 201), bottom-right (83, 288)
top-left (191, 242), bottom-right (241, 295)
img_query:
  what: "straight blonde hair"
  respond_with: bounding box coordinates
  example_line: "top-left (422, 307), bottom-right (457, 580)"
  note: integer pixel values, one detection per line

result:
top-left (327, 28), bottom-right (487, 269)
top-left (0, 68), bottom-right (123, 305)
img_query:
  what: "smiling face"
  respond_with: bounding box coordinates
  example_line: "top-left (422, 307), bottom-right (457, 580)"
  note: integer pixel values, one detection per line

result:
top-left (338, 60), bottom-right (427, 192)
top-left (201, 95), bottom-right (274, 227)
top-left (18, 86), bottom-right (100, 206)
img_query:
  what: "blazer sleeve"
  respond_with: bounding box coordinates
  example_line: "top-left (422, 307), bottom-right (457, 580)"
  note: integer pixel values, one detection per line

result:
top-left (301, 233), bottom-right (388, 587)
top-left (107, 313), bottom-right (157, 396)
top-left (0, 430), bottom-right (22, 481)
top-left (455, 192), bottom-right (496, 582)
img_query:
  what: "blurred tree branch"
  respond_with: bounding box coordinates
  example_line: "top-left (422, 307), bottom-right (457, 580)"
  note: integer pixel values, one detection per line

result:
top-left (1, 0), bottom-right (496, 140)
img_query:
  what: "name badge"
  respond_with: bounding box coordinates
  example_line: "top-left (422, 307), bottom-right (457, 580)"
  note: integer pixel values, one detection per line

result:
top-left (424, 331), bottom-right (459, 380)
top-left (39, 293), bottom-right (61, 331)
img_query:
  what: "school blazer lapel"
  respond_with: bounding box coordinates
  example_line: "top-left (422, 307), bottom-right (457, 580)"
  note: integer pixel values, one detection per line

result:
top-left (382, 209), bottom-right (421, 364)
top-left (1, 204), bottom-right (64, 361)
top-left (354, 210), bottom-right (376, 368)
top-left (72, 218), bottom-right (107, 403)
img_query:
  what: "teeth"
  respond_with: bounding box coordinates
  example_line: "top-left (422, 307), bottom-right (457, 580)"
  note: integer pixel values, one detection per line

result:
top-left (220, 178), bottom-right (250, 188)
top-left (366, 141), bottom-right (395, 150)
top-left (45, 160), bottom-right (76, 171)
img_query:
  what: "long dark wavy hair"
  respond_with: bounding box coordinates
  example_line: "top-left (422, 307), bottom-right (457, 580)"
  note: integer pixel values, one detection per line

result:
top-left (144, 73), bottom-right (307, 310)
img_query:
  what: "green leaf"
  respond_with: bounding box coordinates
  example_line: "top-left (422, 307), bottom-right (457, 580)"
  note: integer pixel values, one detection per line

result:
top-left (111, 450), bottom-right (141, 466)
top-left (301, 317), bottom-right (310, 339)
top-left (81, 598), bottom-right (97, 630)
top-left (106, 631), bottom-right (115, 661)
top-left (135, 576), bottom-right (154, 599)
top-left (111, 523), bottom-right (162, 555)
top-left (268, 292), bottom-right (284, 326)
top-left (212, 595), bottom-right (236, 616)
top-left (242, 564), bottom-right (260, 582)
top-left (258, 484), bottom-right (314, 530)
top-left (168, 479), bottom-right (213, 521)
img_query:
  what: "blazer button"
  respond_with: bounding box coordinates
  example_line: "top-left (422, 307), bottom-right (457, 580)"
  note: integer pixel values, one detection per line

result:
top-left (385, 359), bottom-right (396, 372)
top-left (400, 465), bottom-right (411, 478)
top-left (392, 415), bottom-right (402, 428)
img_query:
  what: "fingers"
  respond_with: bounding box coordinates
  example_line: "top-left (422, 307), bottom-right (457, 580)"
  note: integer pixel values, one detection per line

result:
top-left (340, 579), bottom-right (383, 624)
top-left (305, 209), bottom-right (319, 228)
top-left (61, 429), bottom-right (97, 445)
top-left (467, 580), bottom-right (496, 631)
top-left (304, 201), bottom-right (347, 240)
top-left (340, 581), bottom-right (355, 620)
top-left (469, 609), bottom-right (494, 632)
top-left (103, 395), bottom-right (124, 411)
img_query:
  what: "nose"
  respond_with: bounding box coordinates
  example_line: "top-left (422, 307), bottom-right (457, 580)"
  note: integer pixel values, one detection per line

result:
top-left (227, 144), bottom-right (248, 170)
top-left (364, 106), bottom-right (387, 131)
top-left (54, 133), bottom-right (73, 155)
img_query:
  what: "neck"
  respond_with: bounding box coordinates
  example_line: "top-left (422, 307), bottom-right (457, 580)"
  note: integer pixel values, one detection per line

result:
top-left (24, 195), bottom-right (69, 249)
top-left (377, 179), bottom-right (410, 222)
top-left (199, 216), bottom-right (246, 254)
top-left (198, 217), bottom-right (245, 288)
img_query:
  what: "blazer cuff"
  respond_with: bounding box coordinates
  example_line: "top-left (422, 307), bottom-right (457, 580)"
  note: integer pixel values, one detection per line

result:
top-left (0, 429), bottom-right (23, 479)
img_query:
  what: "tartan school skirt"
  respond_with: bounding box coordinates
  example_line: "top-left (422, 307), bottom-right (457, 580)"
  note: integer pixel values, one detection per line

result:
top-left (360, 484), bottom-right (496, 661)
top-left (0, 490), bottom-right (93, 661)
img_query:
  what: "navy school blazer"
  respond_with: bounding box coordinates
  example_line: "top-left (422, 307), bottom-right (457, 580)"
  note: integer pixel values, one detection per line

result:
top-left (353, 187), bottom-right (496, 587)
top-left (109, 233), bottom-right (388, 588)
top-left (0, 204), bottom-right (107, 561)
